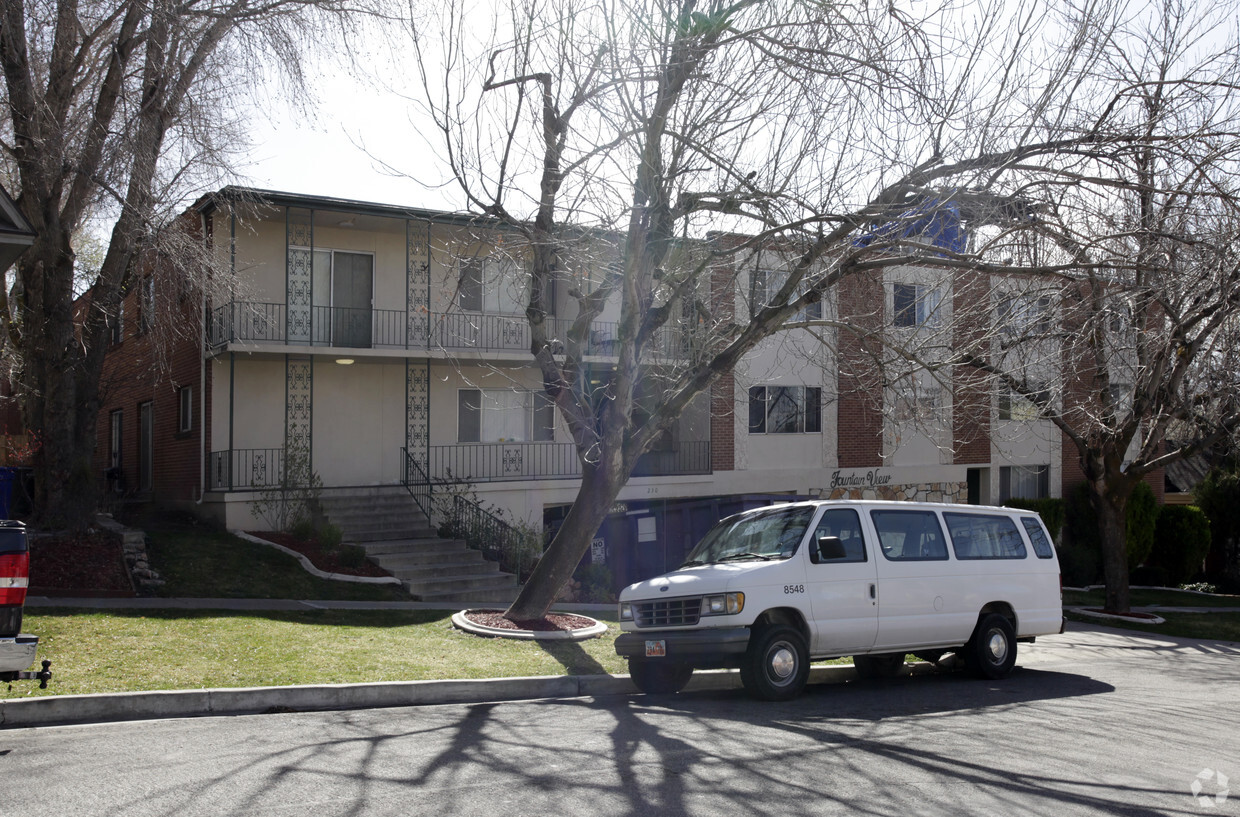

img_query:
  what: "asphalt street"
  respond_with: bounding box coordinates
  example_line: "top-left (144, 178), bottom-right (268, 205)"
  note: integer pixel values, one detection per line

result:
top-left (0, 622), bottom-right (1237, 816)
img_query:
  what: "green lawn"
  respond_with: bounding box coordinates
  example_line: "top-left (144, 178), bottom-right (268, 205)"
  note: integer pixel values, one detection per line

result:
top-left (3, 608), bottom-right (631, 699)
top-left (144, 520), bottom-right (409, 601)
top-left (1062, 587), bottom-right (1240, 609)
top-left (1064, 610), bottom-right (1240, 643)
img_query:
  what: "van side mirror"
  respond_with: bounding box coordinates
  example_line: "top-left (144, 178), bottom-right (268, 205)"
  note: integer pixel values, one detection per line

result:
top-left (817, 535), bottom-right (846, 562)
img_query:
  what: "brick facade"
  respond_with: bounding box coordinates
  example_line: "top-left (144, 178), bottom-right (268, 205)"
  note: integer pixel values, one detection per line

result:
top-left (836, 270), bottom-right (884, 468)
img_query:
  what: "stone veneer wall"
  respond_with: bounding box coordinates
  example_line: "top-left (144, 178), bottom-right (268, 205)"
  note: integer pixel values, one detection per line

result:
top-left (826, 481), bottom-right (968, 504)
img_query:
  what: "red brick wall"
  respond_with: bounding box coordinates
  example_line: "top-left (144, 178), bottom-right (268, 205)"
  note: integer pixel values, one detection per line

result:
top-left (952, 270), bottom-right (991, 464)
top-left (836, 270), bottom-right (884, 467)
top-left (93, 214), bottom-right (210, 504)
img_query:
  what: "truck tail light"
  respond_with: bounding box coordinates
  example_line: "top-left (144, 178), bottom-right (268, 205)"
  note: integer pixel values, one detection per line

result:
top-left (0, 551), bottom-right (30, 606)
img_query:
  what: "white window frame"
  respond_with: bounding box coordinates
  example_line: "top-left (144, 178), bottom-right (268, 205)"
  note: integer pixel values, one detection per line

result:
top-left (178, 385), bottom-right (193, 433)
top-left (892, 283), bottom-right (942, 328)
top-left (457, 388), bottom-right (556, 443)
top-left (748, 385), bottom-right (822, 434)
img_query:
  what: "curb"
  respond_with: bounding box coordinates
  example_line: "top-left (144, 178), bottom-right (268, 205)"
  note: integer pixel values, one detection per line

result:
top-left (231, 531), bottom-right (403, 585)
top-left (0, 664), bottom-right (875, 730)
top-left (1066, 606), bottom-right (1167, 625)
top-left (450, 610), bottom-right (609, 641)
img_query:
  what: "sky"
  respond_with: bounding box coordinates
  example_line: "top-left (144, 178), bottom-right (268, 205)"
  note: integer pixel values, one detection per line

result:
top-left (237, 62), bottom-right (461, 213)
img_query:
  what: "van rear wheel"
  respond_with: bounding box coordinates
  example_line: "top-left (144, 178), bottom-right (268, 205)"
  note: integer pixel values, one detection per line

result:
top-left (853, 653), bottom-right (906, 680)
top-left (740, 625), bottom-right (809, 701)
top-left (628, 660), bottom-right (693, 695)
top-left (964, 613), bottom-right (1017, 679)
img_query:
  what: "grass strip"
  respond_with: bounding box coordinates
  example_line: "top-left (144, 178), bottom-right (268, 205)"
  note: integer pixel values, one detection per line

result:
top-left (3, 608), bottom-right (630, 699)
top-left (1064, 610), bottom-right (1240, 642)
top-left (1062, 588), bottom-right (1240, 609)
top-left (145, 523), bottom-right (409, 601)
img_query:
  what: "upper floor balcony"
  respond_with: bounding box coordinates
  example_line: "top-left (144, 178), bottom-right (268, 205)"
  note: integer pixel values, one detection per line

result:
top-left (207, 300), bottom-right (694, 359)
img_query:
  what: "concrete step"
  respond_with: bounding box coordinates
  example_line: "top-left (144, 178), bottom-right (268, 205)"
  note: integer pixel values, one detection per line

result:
top-left (382, 560), bottom-right (501, 582)
top-left (416, 586), bottom-right (521, 605)
top-left (404, 572), bottom-right (519, 601)
top-left (341, 526), bottom-right (439, 543)
top-left (360, 538), bottom-right (468, 557)
top-left (371, 551), bottom-right (490, 573)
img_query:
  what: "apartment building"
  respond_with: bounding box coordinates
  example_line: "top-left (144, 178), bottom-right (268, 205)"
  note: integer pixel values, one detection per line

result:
top-left (93, 187), bottom-right (1066, 584)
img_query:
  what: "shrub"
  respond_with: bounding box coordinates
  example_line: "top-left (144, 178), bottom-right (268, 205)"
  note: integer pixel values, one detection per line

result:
top-left (1195, 467), bottom-right (1240, 589)
top-left (575, 563), bottom-right (616, 604)
top-left (1180, 582), bottom-right (1219, 594)
top-left (1063, 480), bottom-right (1160, 574)
top-left (1149, 505), bottom-right (1211, 586)
top-left (1130, 564), bottom-right (1168, 587)
top-left (1126, 481), bottom-right (1158, 570)
top-left (1004, 497), bottom-right (1064, 542)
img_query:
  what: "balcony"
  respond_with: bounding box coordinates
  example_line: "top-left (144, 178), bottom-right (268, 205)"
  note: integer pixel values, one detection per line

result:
top-left (208, 441), bottom-right (711, 491)
top-left (426, 441), bottom-right (711, 482)
top-left (207, 301), bottom-right (693, 358)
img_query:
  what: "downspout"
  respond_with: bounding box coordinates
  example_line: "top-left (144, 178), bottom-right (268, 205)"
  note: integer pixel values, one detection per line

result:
top-left (196, 209), bottom-right (208, 503)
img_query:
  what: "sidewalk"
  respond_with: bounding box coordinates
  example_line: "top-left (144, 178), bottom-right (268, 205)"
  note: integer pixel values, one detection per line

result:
top-left (8, 596), bottom-right (859, 730)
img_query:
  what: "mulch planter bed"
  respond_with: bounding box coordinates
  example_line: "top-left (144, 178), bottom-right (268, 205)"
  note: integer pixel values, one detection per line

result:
top-left (29, 528), bottom-right (134, 596)
top-left (463, 609), bottom-right (598, 632)
top-left (246, 531), bottom-right (390, 578)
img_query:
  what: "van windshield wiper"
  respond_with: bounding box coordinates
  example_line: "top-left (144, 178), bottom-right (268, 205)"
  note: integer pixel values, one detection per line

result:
top-left (717, 552), bottom-right (776, 562)
top-left (679, 559), bottom-right (708, 568)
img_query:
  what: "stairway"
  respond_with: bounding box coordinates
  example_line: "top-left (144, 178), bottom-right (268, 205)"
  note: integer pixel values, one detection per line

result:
top-left (317, 487), bottom-right (519, 604)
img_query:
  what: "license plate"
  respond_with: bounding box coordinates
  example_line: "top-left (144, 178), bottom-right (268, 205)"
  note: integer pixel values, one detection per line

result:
top-left (645, 640), bottom-right (666, 658)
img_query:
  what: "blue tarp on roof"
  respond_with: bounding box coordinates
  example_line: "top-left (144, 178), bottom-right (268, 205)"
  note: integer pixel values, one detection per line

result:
top-left (853, 198), bottom-right (966, 254)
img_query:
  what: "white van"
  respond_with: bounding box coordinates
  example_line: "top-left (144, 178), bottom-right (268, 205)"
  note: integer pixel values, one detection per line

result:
top-left (614, 499), bottom-right (1062, 700)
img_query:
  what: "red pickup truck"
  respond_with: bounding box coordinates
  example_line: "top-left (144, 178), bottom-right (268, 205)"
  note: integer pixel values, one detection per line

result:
top-left (1, 521), bottom-right (51, 688)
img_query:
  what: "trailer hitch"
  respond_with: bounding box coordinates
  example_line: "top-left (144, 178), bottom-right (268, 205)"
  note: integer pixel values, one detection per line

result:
top-left (4, 659), bottom-right (52, 690)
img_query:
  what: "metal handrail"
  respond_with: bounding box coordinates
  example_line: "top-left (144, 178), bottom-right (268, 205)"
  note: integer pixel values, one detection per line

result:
top-left (400, 447), bottom-right (434, 523)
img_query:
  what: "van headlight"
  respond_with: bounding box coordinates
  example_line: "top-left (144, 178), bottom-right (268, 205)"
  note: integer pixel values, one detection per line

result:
top-left (701, 592), bottom-right (744, 616)
top-left (619, 602), bottom-right (633, 621)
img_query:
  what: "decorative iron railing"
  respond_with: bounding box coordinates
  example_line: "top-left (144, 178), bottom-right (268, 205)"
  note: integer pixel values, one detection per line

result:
top-left (448, 494), bottom-right (533, 577)
top-left (207, 300), bottom-right (693, 358)
top-left (400, 447), bottom-right (434, 523)
top-left (426, 440), bottom-right (711, 483)
top-left (208, 448), bottom-right (284, 491)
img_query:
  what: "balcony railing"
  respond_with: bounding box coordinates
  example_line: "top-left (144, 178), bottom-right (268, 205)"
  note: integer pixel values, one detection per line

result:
top-left (426, 440), bottom-right (711, 483)
top-left (207, 300), bottom-right (693, 358)
top-left (209, 441), bottom-right (711, 491)
top-left (208, 448), bottom-right (283, 491)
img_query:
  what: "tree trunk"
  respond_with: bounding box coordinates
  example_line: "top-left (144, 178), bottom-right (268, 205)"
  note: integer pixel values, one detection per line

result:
top-left (505, 464), bottom-right (624, 621)
top-left (1093, 485), bottom-right (1131, 613)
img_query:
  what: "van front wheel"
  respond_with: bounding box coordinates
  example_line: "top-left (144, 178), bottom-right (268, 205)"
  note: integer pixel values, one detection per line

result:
top-left (964, 613), bottom-right (1017, 679)
top-left (741, 626), bottom-right (809, 701)
top-left (628, 660), bottom-right (693, 695)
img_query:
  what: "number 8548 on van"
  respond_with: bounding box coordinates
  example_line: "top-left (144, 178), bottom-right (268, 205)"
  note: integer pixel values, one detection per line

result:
top-left (614, 500), bottom-right (1063, 701)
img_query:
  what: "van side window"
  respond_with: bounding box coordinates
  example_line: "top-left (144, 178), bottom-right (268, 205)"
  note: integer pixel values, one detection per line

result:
top-left (870, 510), bottom-right (948, 561)
top-left (943, 513), bottom-right (1027, 560)
top-left (1019, 517), bottom-right (1055, 559)
top-left (809, 509), bottom-right (867, 563)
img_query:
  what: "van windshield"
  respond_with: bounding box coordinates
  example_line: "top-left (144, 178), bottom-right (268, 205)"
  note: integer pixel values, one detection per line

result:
top-left (681, 506), bottom-right (815, 566)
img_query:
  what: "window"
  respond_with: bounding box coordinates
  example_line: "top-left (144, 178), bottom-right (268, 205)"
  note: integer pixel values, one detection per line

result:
top-left (809, 508), bottom-right (867, 563)
top-left (893, 283), bottom-right (941, 327)
top-left (944, 513), bottom-right (1027, 560)
top-left (892, 378), bottom-right (942, 423)
top-left (138, 401), bottom-right (153, 493)
top-left (458, 256), bottom-right (525, 314)
top-left (457, 388), bottom-right (555, 443)
top-left (997, 294), bottom-right (1051, 337)
top-left (999, 465), bottom-right (1049, 502)
top-left (110, 303), bottom-right (124, 345)
top-left (178, 386), bottom-right (193, 434)
top-left (137, 276), bottom-right (155, 333)
top-left (870, 509), bottom-right (948, 561)
top-left (1020, 517), bottom-right (1055, 559)
top-left (748, 386), bottom-right (821, 434)
top-left (752, 267), bottom-right (822, 321)
top-left (998, 385), bottom-right (1049, 421)
top-left (109, 410), bottom-right (123, 469)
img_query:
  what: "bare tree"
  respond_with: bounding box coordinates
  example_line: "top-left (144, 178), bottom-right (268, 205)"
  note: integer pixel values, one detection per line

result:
top-left (414, 0), bottom-right (1238, 620)
top-left (0, 0), bottom-right (379, 527)
top-left (928, 0), bottom-right (1240, 612)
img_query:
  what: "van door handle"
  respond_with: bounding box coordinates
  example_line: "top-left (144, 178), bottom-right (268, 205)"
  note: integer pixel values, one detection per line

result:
top-left (869, 583), bottom-right (876, 600)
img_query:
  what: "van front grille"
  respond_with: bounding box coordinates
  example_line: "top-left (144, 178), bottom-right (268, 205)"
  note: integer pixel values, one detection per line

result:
top-left (634, 597), bottom-right (701, 628)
